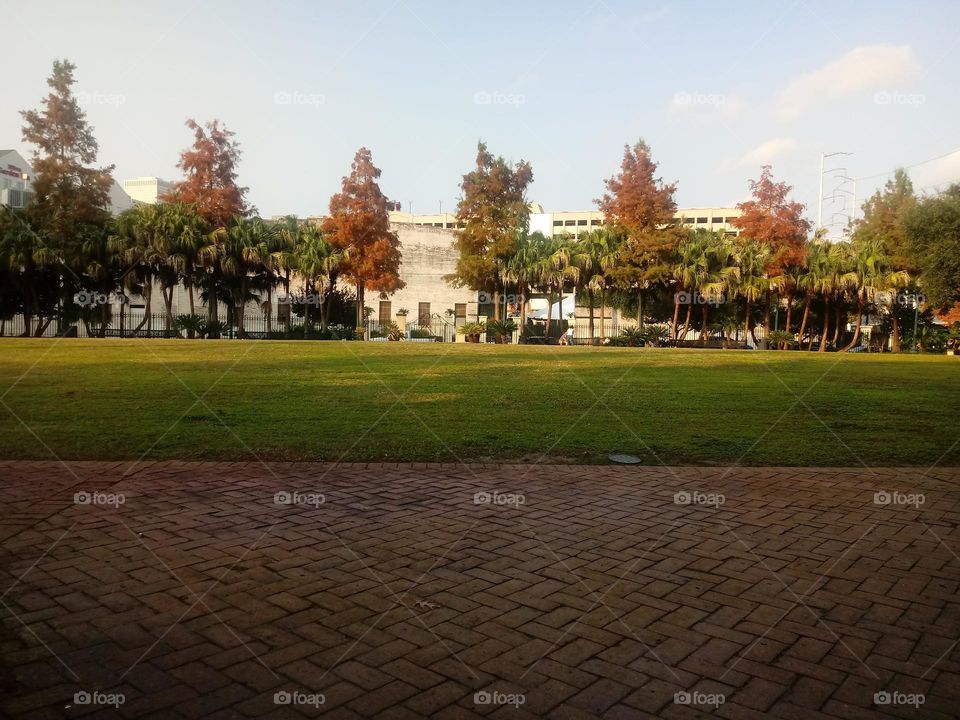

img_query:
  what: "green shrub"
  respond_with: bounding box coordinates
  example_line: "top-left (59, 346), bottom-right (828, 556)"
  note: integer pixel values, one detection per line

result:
top-left (409, 327), bottom-right (434, 339)
top-left (173, 313), bottom-right (205, 339)
top-left (767, 330), bottom-right (795, 349)
top-left (383, 321), bottom-right (403, 341)
top-left (487, 319), bottom-right (517, 344)
top-left (611, 328), bottom-right (644, 347)
top-left (203, 320), bottom-right (227, 339)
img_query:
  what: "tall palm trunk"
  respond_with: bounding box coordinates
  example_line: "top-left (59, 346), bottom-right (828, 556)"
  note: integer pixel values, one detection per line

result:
top-left (840, 296), bottom-right (865, 351)
top-left (701, 305), bottom-right (709, 345)
top-left (831, 307), bottom-right (842, 346)
top-left (784, 291), bottom-right (794, 336)
top-left (680, 302), bottom-right (693, 343)
top-left (134, 281), bottom-right (152, 334)
top-left (545, 285), bottom-right (554, 342)
top-left (600, 288), bottom-right (607, 342)
top-left (818, 297), bottom-right (830, 352)
top-left (798, 292), bottom-right (812, 349)
top-left (891, 312), bottom-right (901, 352)
top-left (671, 294), bottom-right (681, 339)
top-left (587, 288), bottom-right (595, 344)
top-left (743, 299), bottom-right (752, 348)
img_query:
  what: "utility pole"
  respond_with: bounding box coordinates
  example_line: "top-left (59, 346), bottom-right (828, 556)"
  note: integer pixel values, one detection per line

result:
top-left (817, 151), bottom-right (853, 230)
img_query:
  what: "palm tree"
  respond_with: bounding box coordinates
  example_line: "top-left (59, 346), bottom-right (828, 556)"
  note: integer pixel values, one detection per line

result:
top-left (696, 233), bottom-right (739, 345)
top-left (292, 224), bottom-right (346, 332)
top-left (207, 216), bottom-right (276, 337)
top-left (733, 238), bottom-right (771, 348)
top-left (574, 229), bottom-right (620, 343)
top-left (672, 232), bottom-right (708, 341)
top-left (838, 238), bottom-right (909, 352)
top-left (796, 234), bottom-right (829, 349)
top-left (111, 204), bottom-right (168, 335)
top-left (537, 235), bottom-right (578, 342)
top-left (505, 231), bottom-right (548, 335)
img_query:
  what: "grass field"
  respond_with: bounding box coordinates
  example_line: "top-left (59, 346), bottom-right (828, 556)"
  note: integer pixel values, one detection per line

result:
top-left (0, 338), bottom-right (958, 466)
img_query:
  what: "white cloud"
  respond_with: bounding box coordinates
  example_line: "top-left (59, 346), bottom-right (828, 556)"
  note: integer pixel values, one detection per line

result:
top-left (738, 137), bottom-right (798, 168)
top-left (777, 45), bottom-right (920, 120)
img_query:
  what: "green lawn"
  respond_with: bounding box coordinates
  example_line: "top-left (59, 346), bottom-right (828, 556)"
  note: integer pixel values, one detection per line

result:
top-left (0, 339), bottom-right (957, 466)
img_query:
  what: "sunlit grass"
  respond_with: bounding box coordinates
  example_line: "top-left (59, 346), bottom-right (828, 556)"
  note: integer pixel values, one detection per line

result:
top-left (0, 338), bottom-right (957, 466)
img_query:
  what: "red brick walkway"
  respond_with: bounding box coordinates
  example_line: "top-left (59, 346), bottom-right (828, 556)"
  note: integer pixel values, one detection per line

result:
top-left (1, 462), bottom-right (958, 718)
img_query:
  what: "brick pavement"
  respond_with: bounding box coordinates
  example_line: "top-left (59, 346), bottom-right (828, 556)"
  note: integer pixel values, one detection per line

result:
top-left (0, 462), bottom-right (958, 718)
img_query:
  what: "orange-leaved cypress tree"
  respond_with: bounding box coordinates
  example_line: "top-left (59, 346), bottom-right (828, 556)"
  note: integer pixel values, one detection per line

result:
top-left (322, 147), bottom-right (403, 326)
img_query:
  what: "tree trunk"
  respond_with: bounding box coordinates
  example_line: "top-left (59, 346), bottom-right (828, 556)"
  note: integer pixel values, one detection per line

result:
top-left (134, 283), bottom-right (152, 334)
top-left (600, 288), bottom-right (607, 342)
top-left (763, 291), bottom-right (772, 346)
top-left (680, 302), bottom-right (692, 343)
top-left (671, 295), bottom-right (681, 339)
top-left (818, 297), bottom-right (830, 352)
top-left (587, 288), bottom-right (595, 344)
top-left (798, 292), bottom-right (812, 349)
top-left (892, 311), bottom-right (901, 352)
top-left (545, 286), bottom-right (554, 342)
top-left (188, 282), bottom-right (195, 315)
top-left (701, 304), bottom-right (709, 345)
top-left (831, 307), bottom-right (841, 346)
top-left (840, 297), bottom-right (864, 351)
top-left (743, 299), bottom-right (752, 348)
top-left (784, 290), bottom-right (794, 336)
top-left (163, 286), bottom-right (174, 337)
top-left (637, 288), bottom-right (644, 331)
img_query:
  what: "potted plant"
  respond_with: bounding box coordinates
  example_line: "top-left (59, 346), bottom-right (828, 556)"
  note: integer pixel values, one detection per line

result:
top-left (354, 326), bottom-right (366, 340)
top-left (457, 321), bottom-right (486, 343)
top-left (396, 308), bottom-right (409, 318)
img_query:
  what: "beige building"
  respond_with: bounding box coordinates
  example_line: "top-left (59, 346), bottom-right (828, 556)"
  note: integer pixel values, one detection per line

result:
top-left (123, 176), bottom-right (174, 205)
top-left (389, 204), bottom-right (742, 239)
top-left (0, 149), bottom-right (34, 209)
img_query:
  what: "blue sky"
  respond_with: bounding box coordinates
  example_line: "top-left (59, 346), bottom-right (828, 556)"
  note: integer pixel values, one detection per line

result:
top-left (3, 0), bottom-right (958, 228)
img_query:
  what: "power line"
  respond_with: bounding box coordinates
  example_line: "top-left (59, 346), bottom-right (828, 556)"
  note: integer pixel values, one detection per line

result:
top-left (857, 147), bottom-right (960, 182)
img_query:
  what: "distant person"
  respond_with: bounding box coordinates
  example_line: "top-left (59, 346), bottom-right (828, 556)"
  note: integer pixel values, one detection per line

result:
top-left (560, 327), bottom-right (574, 346)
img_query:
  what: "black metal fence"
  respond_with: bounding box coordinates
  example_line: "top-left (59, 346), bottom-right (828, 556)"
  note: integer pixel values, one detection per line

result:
top-left (1, 311), bottom-right (867, 350)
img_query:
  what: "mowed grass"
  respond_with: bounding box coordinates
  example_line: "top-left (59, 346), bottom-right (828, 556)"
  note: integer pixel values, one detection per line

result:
top-left (0, 338), bottom-right (958, 466)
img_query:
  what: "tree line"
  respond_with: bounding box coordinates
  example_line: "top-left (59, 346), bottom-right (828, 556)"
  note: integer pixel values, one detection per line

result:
top-left (2, 60), bottom-right (959, 350)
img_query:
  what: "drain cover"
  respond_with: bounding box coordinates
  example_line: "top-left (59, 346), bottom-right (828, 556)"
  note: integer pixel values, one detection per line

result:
top-left (608, 453), bottom-right (642, 464)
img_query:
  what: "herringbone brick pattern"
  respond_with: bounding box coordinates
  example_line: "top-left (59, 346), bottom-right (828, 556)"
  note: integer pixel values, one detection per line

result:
top-left (0, 462), bottom-right (958, 718)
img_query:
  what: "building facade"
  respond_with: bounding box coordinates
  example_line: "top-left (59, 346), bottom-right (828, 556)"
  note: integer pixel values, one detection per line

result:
top-left (389, 204), bottom-right (743, 239)
top-left (0, 149), bottom-right (34, 209)
top-left (123, 176), bottom-right (174, 205)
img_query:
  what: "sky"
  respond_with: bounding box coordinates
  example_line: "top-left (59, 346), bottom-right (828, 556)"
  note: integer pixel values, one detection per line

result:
top-left (3, 0), bottom-right (959, 232)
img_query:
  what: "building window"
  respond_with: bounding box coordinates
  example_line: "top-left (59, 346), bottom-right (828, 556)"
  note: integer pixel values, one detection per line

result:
top-left (697, 217), bottom-right (708, 223)
top-left (553, 220), bottom-right (563, 226)
top-left (712, 217), bottom-right (723, 223)
top-left (379, 301), bottom-right (391, 324)
top-left (564, 220), bottom-right (575, 226)
top-left (455, 303), bottom-right (466, 318)
top-left (590, 219), bottom-right (600, 225)
top-left (577, 219), bottom-right (587, 226)
top-left (683, 217), bottom-right (694, 224)
top-left (418, 302), bottom-right (431, 326)
top-left (445, 223), bottom-right (454, 228)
